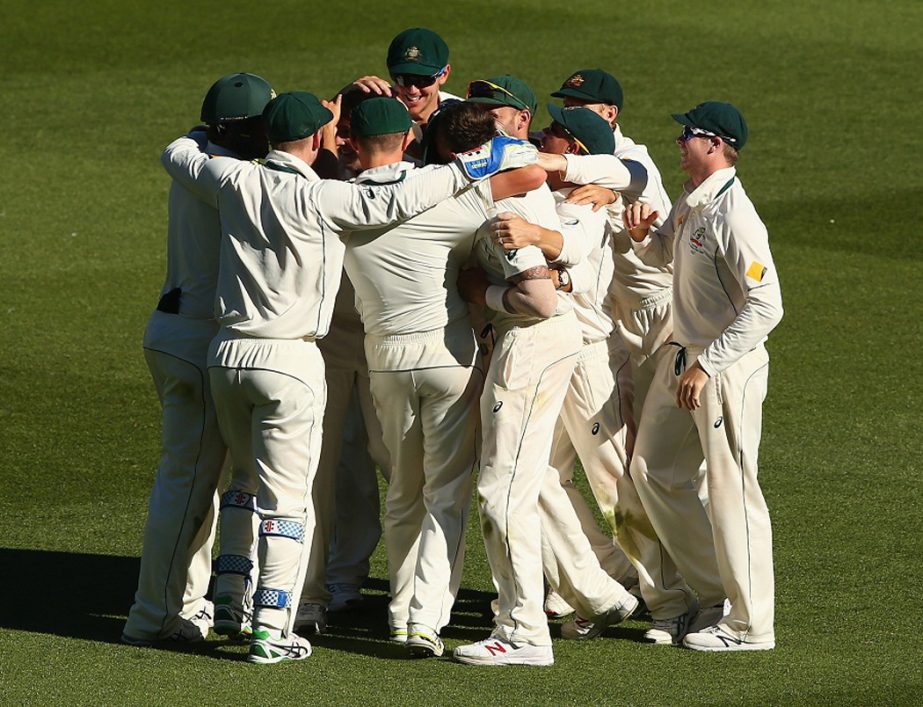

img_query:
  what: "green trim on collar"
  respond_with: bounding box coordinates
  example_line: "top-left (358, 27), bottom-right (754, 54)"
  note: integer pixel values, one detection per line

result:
top-left (356, 170), bottom-right (407, 186)
top-left (714, 176), bottom-right (735, 200)
top-left (265, 161), bottom-right (303, 176)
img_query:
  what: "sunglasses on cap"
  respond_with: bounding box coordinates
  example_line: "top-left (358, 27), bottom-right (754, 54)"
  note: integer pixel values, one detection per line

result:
top-left (679, 124), bottom-right (737, 145)
top-left (466, 80), bottom-right (529, 112)
top-left (391, 66), bottom-right (447, 89)
top-left (548, 121), bottom-right (590, 155)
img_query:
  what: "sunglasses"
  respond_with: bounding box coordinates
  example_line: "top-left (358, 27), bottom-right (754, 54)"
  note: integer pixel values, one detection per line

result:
top-left (466, 79), bottom-right (529, 112)
top-left (392, 66), bottom-right (447, 89)
top-left (679, 124), bottom-right (737, 145)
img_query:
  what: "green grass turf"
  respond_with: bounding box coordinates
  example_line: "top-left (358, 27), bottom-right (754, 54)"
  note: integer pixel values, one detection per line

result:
top-left (1, 0), bottom-right (921, 703)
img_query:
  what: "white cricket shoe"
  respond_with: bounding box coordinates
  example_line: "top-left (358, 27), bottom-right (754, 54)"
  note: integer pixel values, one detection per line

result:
top-left (453, 635), bottom-right (554, 666)
top-left (560, 593), bottom-right (639, 640)
top-left (406, 624), bottom-right (444, 658)
top-left (544, 589), bottom-right (575, 619)
top-left (293, 602), bottom-right (327, 635)
top-left (247, 628), bottom-right (313, 664)
top-left (389, 626), bottom-right (408, 644)
top-left (326, 583), bottom-right (363, 613)
top-left (643, 600), bottom-right (699, 646)
top-left (683, 625), bottom-right (775, 652)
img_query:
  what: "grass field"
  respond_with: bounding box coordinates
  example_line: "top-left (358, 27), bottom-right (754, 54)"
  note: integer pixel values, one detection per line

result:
top-left (1, 0), bottom-right (921, 704)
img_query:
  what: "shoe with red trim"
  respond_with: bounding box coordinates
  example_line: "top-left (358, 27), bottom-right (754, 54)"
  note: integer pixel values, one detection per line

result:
top-left (453, 634), bottom-right (553, 666)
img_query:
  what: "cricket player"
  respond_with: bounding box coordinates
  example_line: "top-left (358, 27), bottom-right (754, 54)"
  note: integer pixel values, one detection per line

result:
top-left (449, 75), bottom-right (588, 666)
top-left (160, 91), bottom-right (538, 663)
top-left (625, 101), bottom-right (783, 651)
top-left (122, 73), bottom-right (274, 646)
top-left (343, 99), bottom-right (546, 658)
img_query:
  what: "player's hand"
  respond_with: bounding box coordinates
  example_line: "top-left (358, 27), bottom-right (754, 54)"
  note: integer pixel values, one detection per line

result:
top-left (566, 184), bottom-right (618, 212)
top-left (491, 212), bottom-right (540, 250)
top-left (623, 202), bottom-right (660, 241)
top-left (322, 94), bottom-right (342, 130)
top-left (676, 360), bottom-right (709, 411)
top-left (457, 267), bottom-right (490, 305)
top-left (352, 75), bottom-right (393, 96)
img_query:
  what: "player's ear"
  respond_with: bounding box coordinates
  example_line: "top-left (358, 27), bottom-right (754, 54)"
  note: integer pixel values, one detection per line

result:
top-left (401, 130), bottom-right (413, 152)
top-left (439, 64), bottom-right (451, 86)
top-left (312, 131), bottom-right (323, 151)
top-left (608, 105), bottom-right (619, 126)
top-left (518, 109), bottom-right (532, 134)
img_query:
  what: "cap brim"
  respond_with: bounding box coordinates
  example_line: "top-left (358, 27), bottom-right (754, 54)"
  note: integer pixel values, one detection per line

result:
top-left (466, 96), bottom-right (516, 108)
top-left (546, 103), bottom-right (566, 125)
top-left (671, 112), bottom-right (695, 127)
top-left (551, 87), bottom-right (600, 103)
top-left (387, 62), bottom-right (442, 76)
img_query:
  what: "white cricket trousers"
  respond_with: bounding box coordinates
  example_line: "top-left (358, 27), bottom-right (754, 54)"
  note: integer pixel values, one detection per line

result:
top-left (479, 311), bottom-right (582, 647)
top-left (632, 344), bottom-right (775, 642)
top-left (124, 311), bottom-right (225, 640)
top-left (208, 331), bottom-right (326, 635)
top-left (544, 338), bottom-right (692, 619)
top-left (366, 321), bottom-right (482, 632)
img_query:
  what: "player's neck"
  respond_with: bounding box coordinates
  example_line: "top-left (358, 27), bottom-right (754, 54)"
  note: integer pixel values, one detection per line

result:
top-left (361, 152), bottom-right (404, 170)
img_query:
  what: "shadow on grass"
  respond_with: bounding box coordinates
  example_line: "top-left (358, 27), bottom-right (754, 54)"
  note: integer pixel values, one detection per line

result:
top-left (0, 548), bottom-right (498, 660)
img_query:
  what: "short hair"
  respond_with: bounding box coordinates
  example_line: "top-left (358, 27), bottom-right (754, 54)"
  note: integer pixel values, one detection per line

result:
top-left (425, 102), bottom-right (497, 164)
top-left (355, 131), bottom-right (406, 153)
top-left (722, 142), bottom-right (739, 166)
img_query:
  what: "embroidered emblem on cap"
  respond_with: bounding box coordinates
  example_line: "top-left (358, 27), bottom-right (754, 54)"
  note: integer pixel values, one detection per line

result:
top-left (567, 74), bottom-right (585, 87)
top-left (404, 46), bottom-right (422, 62)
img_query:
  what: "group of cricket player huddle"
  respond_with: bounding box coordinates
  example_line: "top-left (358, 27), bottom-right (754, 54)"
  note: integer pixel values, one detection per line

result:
top-left (122, 26), bottom-right (784, 666)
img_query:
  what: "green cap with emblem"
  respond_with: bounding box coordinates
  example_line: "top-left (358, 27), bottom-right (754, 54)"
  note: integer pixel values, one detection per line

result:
top-left (262, 91), bottom-right (333, 144)
top-left (547, 104), bottom-right (615, 155)
top-left (200, 72), bottom-right (275, 125)
top-left (672, 101), bottom-right (748, 150)
top-left (551, 69), bottom-right (623, 110)
top-left (466, 75), bottom-right (537, 115)
top-left (387, 27), bottom-right (449, 75)
top-left (351, 97), bottom-right (412, 137)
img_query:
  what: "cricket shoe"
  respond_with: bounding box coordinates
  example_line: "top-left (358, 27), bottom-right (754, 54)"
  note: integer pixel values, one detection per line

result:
top-left (389, 626), bottom-right (408, 644)
top-left (643, 600), bottom-right (699, 646)
top-left (544, 589), bottom-right (575, 619)
top-left (293, 602), bottom-right (327, 636)
top-left (560, 593), bottom-right (639, 640)
top-left (326, 583), bottom-right (363, 613)
top-left (213, 595), bottom-right (253, 640)
top-left (247, 628), bottom-right (313, 664)
top-left (120, 617), bottom-right (208, 647)
top-left (406, 624), bottom-right (444, 658)
top-left (683, 625), bottom-right (775, 652)
top-left (688, 603), bottom-right (726, 634)
top-left (453, 635), bottom-right (554, 666)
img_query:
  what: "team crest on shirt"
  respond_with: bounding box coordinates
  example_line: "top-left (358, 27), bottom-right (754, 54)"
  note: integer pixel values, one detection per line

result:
top-left (689, 226), bottom-right (706, 255)
top-left (404, 46), bottom-right (422, 62)
top-left (567, 74), bottom-right (585, 87)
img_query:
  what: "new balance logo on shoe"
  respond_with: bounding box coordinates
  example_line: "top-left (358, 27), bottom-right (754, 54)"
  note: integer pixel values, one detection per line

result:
top-left (485, 642), bottom-right (507, 656)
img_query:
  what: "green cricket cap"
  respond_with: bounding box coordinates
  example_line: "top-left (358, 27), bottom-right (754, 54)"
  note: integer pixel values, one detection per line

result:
top-left (551, 69), bottom-right (623, 110)
top-left (387, 28), bottom-right (449, 75)
top-left (547, 104), bottom-right (615, 155)
top-left (466, 75), bottom-right (537, 115)
top-left (350, 97), bottom-right (412, 137)
top-left (200, 72), bottom-right (275, 124)
top-left (672, 101), bottom-right (748, 150)
top-left (262, 92), bottom-right (333, 144)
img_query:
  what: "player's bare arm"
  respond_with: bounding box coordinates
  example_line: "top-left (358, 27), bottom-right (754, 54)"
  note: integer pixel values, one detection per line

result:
top-left (501, 266), bottom-right (557, 318)
top-left (491, 212), bottom-right (564, 260)
top-left (314, 94), bottom-right (343, 179)
top-left (489, 165), bottom-right (546, 200)
top-left (344, 75), bottom-right (393, 97)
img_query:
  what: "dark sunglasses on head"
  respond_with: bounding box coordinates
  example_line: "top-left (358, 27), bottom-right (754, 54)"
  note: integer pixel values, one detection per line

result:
top-left (392, 67), bottom-right (447, 89)
top-left (466, 80), bottom-right (529, 112)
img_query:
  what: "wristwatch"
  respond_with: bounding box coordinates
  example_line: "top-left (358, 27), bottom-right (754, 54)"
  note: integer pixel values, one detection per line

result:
top-left (557, 269), bottom-right (571, 291)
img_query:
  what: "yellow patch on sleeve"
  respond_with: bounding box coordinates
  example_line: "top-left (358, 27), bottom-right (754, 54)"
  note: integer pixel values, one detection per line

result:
top-left (746, 261), bottom-right (767, 282)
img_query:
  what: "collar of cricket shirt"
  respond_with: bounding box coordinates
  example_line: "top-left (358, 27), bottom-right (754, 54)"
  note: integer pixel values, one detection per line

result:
top-left (264, 149), bottom-right (320, 182)
top-left (685, 166), bottom-right (737, 210)
top-left (353, 161), bottom-right (417, 186)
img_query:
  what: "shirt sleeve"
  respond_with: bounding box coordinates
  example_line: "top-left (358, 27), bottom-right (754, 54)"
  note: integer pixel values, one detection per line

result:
top-left (698, 208), bottom-right (784, 375)
top-left (562, 154), bottom-right (649, 201)
top-left (312, 163), bottom-right (469, 232)
top-left (160, 134), bottom-right (235, 206)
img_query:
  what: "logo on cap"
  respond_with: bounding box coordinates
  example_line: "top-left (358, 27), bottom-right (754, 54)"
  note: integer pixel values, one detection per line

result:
top-left (404, 46), bottom-right (422, 62)
top-left (567, 74), bottom-right (585, 87)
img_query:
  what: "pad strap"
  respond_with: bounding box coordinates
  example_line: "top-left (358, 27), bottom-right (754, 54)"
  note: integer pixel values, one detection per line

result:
top-left (259, 519), bottom-right (305, 542)
top-left (215, 554), bottom-right (253, 576)
top-left (220, 489), bottom-right (258, 512)
top-left (253, 588), bottom-right (291, 609)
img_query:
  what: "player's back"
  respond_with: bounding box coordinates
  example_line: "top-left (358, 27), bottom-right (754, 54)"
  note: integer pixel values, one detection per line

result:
top-left (344, 163), bottom-right (493, 337)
